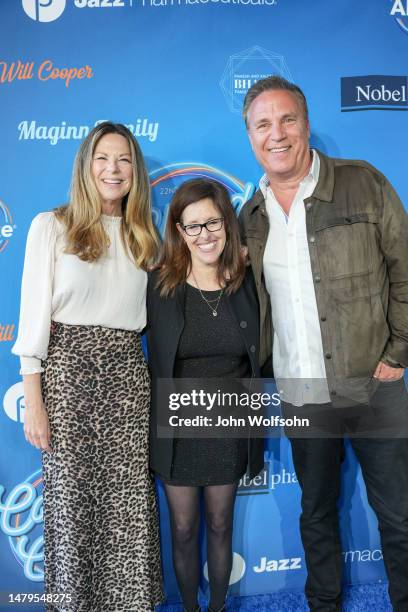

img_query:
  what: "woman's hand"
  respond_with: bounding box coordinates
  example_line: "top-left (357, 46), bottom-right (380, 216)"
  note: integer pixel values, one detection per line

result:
top-left (23, 374), bottom-right (52, 452)
top-left (240, 245), bottom-right (249, 263)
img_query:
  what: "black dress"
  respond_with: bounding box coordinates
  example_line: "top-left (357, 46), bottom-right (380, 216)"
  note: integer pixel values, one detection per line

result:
top-left (160, 284), bottom-right (250, 486)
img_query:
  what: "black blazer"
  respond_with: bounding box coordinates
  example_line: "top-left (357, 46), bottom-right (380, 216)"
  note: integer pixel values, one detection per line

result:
top-left (146, 268), bottom-right (264, 480)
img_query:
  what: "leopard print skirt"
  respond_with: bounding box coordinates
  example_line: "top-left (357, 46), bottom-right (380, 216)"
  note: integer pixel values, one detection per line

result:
top-left (41, 322), bottom-right (164, 611)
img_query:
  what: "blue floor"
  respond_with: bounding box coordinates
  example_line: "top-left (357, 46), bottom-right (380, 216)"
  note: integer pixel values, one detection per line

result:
top-left (0, 584), bottom-right (391, 612)
top-left (158, 583), bottom-right (391, 611)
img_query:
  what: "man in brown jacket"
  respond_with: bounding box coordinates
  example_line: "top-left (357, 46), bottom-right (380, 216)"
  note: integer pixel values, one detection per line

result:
top-left (239, 75), bottom-right (408, 611)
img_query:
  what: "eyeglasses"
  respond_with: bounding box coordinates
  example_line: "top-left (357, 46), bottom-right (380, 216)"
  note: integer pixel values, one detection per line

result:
top-left (179, 217), bottom-right (224, 236)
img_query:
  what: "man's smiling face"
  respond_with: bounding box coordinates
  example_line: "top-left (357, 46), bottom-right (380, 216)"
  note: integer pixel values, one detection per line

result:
top-left (246, 89), bottom-right (311, 184)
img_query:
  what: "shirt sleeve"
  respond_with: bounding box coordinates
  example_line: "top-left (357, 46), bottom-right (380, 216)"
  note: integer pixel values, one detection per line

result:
top-left (12, 213), bottom-right (57, 374)
top-left (379, 176), bottom-right (408, 368)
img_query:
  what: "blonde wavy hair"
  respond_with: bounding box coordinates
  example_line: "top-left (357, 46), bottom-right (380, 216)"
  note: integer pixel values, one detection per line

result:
top-left (55, 122), bottom-right (159, 269)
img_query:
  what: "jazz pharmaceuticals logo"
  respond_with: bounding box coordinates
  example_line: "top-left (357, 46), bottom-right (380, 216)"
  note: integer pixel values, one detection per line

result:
top-left (0, 470), bottom-right (44, 581)
top-left (22, 0), bottom-right (132, 23)
top-left (0, 200), bottom-right (17, 253)
top-left (389, 0), bottom-right (408, 34)
top-left (253, 555), bottom-right (302, 573)
top-left (341, 75), bottom-right (408, 111)
top-left (220, 46), bottom-right (292, 115)
top-left (139, 0), bottom-right (275, 7)
top-left (3, 383), bottom-right (26, 424)
top-left (22, 0), bottom-right (66, 22)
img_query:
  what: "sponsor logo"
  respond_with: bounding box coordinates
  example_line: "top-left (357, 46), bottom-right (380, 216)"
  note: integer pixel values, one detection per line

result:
top-left (149, 162), bottom-right (255, 236)
top-left (253, 555), bottom-right (302, 573)
top-left (0, 200), bottom-right (16, 253)
top-left (270, 467), bottom-right (298, 490)
top-left (0, 60), bottom-right (94, 88)
top-left (343, 548), bottom-right (383, 563)
top-left (0, 470), bottom-right (44, 581)
top-left (220, 46), bottom-right (292, 114)
top-left (204, 552), bottom-right (246, 585)
top-left (3, 382), bottom-right (25, 424)
top-left (138, 0), bottom-right (276, 6)
top-left (74, 0), bottom-right (132, 7)
top-left (0, 324), bottom-right (16, 343)
top-left (17, 118), bottom-right (159, 145)
top-left (390, 0), bottom-right (408, 34)
top-left (238, 462), bottom-right (270, 495)
top-left (22, 0), bottom-right (66, 22)
top-left (22, 0), bottom-right (132, 23)
top-left (341, 75), bottom-right (408, 111)
top-left (238, 458), bottom-right (298, 495)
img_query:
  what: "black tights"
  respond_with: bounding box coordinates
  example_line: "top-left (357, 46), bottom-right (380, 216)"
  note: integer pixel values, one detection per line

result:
top-left (164, 482), bottom-right (238, 612)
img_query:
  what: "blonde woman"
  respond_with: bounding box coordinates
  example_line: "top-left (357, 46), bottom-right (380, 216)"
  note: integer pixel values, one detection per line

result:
top-left (13, 122), bottom-right (164, 611)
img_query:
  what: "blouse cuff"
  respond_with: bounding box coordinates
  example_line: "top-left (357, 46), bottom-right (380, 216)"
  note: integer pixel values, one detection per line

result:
top-left (19, 356), bottom-right (44, 376)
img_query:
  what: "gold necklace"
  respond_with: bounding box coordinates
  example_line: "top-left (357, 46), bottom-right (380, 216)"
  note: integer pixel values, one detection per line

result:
top-left (191, 272), bottom-right (224, 317)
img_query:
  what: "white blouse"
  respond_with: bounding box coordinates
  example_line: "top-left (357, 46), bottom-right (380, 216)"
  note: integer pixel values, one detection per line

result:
top-left (12, 212), bottom-right (147, 375)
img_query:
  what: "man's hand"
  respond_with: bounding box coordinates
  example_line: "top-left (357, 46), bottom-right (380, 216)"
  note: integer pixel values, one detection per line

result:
top-left (373, 361), bottom-right (404, 382)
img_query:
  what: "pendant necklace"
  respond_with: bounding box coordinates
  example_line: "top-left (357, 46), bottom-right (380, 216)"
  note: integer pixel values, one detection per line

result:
top-left (191, 272), bottom-right (224, 317)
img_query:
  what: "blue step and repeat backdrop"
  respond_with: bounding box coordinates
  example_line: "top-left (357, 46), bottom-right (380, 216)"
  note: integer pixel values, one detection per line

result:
top-left (1, 0), bottom-right (408, 606)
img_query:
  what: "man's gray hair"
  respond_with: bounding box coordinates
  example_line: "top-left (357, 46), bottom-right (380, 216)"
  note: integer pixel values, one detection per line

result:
top-left (243, 75), bottom-right (309, 127)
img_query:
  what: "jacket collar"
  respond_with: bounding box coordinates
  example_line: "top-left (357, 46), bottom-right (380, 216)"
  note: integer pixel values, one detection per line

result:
top-left (311, 148), bottom-right (335, 203)
top-left (247, 188), bottom-right (267, 216)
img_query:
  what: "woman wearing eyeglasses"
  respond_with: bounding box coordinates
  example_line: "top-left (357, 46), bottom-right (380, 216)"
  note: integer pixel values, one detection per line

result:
top-left (146, 178), bottom-right (264, 612)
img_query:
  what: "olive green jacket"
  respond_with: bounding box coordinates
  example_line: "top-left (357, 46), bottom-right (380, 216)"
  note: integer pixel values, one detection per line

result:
top-left (239, 149), bottom-right (408, 389)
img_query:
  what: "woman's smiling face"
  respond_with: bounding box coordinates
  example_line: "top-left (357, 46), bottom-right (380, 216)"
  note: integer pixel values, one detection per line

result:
top-left (178, 197), bottom-right (226, 269)
top-left (91, 133), bottom-right (133, 214)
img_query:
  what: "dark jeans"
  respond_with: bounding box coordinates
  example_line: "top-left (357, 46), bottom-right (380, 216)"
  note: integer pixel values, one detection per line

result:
top-left (285, 379), bottom-right (408, 612)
